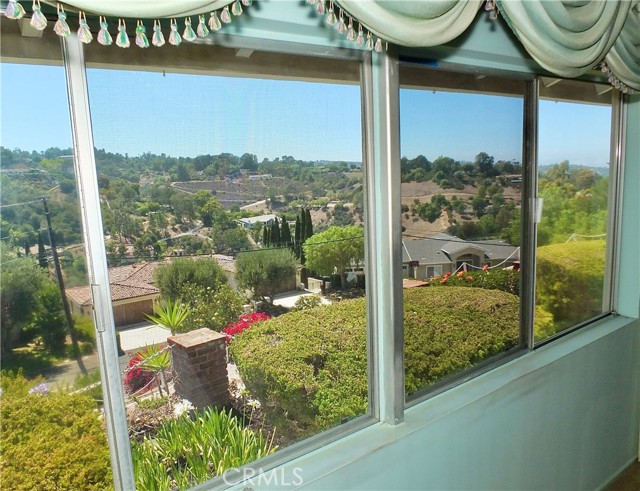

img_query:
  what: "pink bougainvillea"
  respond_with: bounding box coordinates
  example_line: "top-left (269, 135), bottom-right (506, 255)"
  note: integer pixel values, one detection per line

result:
top-left (223, 312), bottom-right (271, 342)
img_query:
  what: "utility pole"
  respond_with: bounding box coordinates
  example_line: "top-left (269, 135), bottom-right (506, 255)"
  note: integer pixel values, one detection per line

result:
top-left (42, 197), bottom-right (87, 374)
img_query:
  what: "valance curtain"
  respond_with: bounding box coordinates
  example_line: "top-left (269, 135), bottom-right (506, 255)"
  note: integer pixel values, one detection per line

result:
top-left (604, 1), bottom-right (640, 91)
top-left (50, 1), bottom-right (235, 18)
top-left (494, 0), bottom-right (639, 90)
top-left (333, 0), bottom-right (483, 47)
top-left (6, 0), bottom-right (640, 91)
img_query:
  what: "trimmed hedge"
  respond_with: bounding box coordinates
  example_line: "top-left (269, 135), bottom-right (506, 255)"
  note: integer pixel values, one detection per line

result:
top-left (1, 374), bottom-right (113, 491)
top-left (536, 240), bottom-right (606, 335)
top-left (429, 268), bottom-right (519, 296)
top-left (230, 287), bottom-right (519, 441)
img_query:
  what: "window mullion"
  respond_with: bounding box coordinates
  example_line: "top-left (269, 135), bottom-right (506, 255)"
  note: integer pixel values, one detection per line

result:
top-left (367, 49), bottom-right (404, 425)
top-left (521, 78), bottom-right (539, 350)
top-left (62, 33), bottom-right (136, 491)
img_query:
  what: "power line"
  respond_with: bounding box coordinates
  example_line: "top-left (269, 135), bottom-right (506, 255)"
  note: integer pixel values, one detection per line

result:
top-left (0, 196), bottom-right (48, 209)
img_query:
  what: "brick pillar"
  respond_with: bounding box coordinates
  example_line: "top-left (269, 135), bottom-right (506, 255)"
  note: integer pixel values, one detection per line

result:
top-left (167, 328), bottom-right (230, 409)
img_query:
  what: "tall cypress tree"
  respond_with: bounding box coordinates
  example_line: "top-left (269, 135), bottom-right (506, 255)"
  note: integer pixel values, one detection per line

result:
top-left (304, 208), bottom-right (313, 240)
top-left (262, 225), bottom-right (269, 246)
top-left (271, 217), bottom-right (281, 246)
top-left (281, 219), bottom-right (292, 249)
top-left (37, 232), bottom-right (48, 268)
top-left (24, 238), bottom-right (30, 256)
top-left (294, 214), bottom-right (301, 259)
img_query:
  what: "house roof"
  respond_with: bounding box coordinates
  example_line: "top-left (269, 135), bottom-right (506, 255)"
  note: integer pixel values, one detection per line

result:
top-left (402, 233), bottom-right (519, 265)
top-left (66, 255), bottom-right (237, 306)
top-left (238, 214), bottom-right (277, 225)
top-left (66, 260), bottom-right (165, 307)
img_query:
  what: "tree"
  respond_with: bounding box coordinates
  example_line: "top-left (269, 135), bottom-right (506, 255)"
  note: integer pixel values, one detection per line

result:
top-left (270, 217), bottom-right (281, 246)
top-left (31, 282), bottom-right (67, 353)
top-left (200, 198), bottom-right (225, 228)
top-left (176, 162), bottom-right (190, 181)
top-left (213, 227), bottom-right (250, 253)
top-left (475, 152), bottom-right (496, 177)
top-left (240, 153), bottom-right (258, 171)
top-left (155, 258), bottom-right (227, 300)
top-left (303, 226), bottom-right (364, 289)
top-left (304, 208), bottom-right (313, 240)
top-left (1, 252), bottom-right (48, 354)
top-left (37, 232), bottom-right (48, 268)
top-left (281, 219), bottom-right (292, 248)
top-left (236, 248), bottom-right (297, 304)
top-left (294, 214), bottom-right (302, 259)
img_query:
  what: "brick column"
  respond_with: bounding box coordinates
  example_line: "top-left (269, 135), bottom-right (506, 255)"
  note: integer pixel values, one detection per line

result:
top-left (167, 328), bottom-right (230, 409)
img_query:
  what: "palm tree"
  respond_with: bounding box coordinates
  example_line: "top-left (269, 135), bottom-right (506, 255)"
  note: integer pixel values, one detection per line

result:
top-left (145, 298), bottom-right (191, 335)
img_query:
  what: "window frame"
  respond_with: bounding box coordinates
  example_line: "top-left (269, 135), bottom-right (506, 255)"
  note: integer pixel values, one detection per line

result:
top-left (64, 32), bottom-right (381, 490)
top-left (57, 33), bottom-right (626, 490)
top-left (532, 80), bottom-right (624, 348)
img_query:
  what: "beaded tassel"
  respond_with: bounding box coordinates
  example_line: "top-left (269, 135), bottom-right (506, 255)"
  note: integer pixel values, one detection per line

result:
top-left (231, 0), bottom-right (243, 16)
top-left (208, 11), bottom-right (222, 31)
top-left (169, 19), bottom-right (182, 46)
top-left (54, 5), bottom-right (70, 38)
top-left (5, 0), bottom-right (26, 20)
top-left (97, 17), bottom-right (113, 46)
top-left (182, 17), bottom-right (196, 42)
top-left (152, 20), bottom-right (165, 47)
top-left (197, 15), bottom-right (209, 38)
top-left (135, 21), bottom-right (149, 48)
top-left (221, 6), bottom-right (232, 24)
top-left (77, 12), bottom-right (93, 44)
top-left (30, 0), bottom-right (47, 31)
top-left (116, 19), bottom-right (130, 48)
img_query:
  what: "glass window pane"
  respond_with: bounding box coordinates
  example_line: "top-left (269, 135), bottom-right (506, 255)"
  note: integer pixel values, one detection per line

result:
top-left (399, 67), bottom-right (525, 400)
top-left (84, 46), bottom-right (367, 489)
top-left (1, 63), bottom-right (113, 490)
top-left (535, 80), bottom-right (613, 342)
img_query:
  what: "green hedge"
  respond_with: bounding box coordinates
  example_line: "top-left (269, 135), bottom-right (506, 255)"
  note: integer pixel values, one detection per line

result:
top-left (536, 240), bottom-right (606, 335)
top-left (230, 287), bottom-right (519, 441)
top-left (429, 268), bottom-right (519, 296)
top-left (1, 373), bottom-right (113, 491)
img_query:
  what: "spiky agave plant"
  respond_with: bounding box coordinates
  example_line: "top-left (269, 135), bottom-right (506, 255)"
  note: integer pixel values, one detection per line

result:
top-left (146, 298), bottom-right (191, 335)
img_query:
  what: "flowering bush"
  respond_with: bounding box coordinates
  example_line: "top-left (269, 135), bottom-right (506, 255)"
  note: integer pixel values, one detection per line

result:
top-left (222, 312), bottom-right (271, 342)
top-left (124, 350), bottom-right (155, 394)
top-left (430, 268), bottom-right (519, 295)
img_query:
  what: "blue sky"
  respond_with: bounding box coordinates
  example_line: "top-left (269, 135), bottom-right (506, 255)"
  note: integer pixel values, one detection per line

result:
top-left (1, 63), bottom-right (611, 167)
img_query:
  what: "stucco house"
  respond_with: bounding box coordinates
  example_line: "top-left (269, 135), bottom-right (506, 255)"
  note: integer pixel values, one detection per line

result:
top-left (237, 213), bottom-right (278, 229)
top-left (402, 233), bottom-right (519, 279)
top-left (66, 261), bottom-right (164, 327)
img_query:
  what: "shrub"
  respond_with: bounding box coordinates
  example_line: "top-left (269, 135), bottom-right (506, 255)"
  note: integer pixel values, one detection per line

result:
top-left (0, 372), bottom-right (113, 491)
top-left (236, 248), bottom-right (297, 304)
top-left (430, 268), bottom-right (519, 296)
top-left (132, 406), bottom-right (276, 490)
top-left (289, 295), bottom-right (322, 312)
top-left (536, 240), bottom-right (606, 333)
top-left (180, 283), bottom-right (244, 333)
top-left (155, 258), bottom-right (227, 300)
top-left (230, 287), bottom-right (519, 441)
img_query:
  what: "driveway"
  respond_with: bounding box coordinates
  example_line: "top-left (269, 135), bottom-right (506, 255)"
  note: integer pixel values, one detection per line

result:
top-left (43, 322), bottom-right (171, 388)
